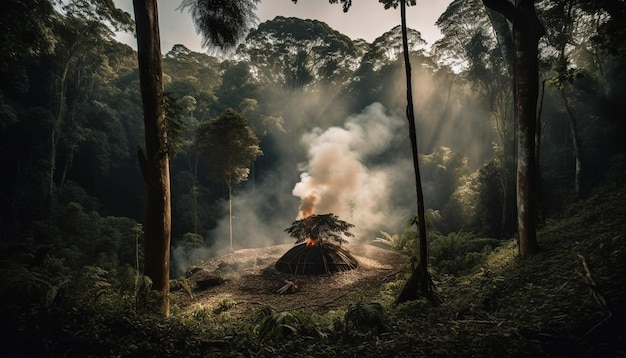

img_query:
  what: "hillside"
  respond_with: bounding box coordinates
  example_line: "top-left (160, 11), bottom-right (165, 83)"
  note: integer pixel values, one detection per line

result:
top-left (3, 182), bottom-right (624, 357)
top-left (172, 182), bottom-right (626, 357)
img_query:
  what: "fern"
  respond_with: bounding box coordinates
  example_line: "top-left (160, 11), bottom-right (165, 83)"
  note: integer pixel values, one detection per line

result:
top-left (254, 306), bottom-right (325, 341)
top-left (374, 230), bottom-right (419, 257)
top-left (344, 302), bottom-right (389, 335)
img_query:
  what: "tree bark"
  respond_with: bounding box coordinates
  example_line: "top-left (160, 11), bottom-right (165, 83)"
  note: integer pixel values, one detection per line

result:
top-left (560, 88), bottom-right (582, 197)
top-left (50, 62), bottom-right (70, 197)
top-left (396, 0), bottom-right (433, 304)
top-left (483, 4), bottom-right (514, 76)
top-left (133, 0), bottom-right (171, 316)
top-left (484, 0), bottom-right (543, 257)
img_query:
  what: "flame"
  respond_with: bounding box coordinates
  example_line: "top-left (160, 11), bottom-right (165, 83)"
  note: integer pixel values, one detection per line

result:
top-left (305, 237), bottom-right (317, 247)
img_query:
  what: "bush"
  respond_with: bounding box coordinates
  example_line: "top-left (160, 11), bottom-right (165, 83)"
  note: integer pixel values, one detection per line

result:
top-left (429, 232), bottom-right (500, 275)
top-left (344, 302), bottom-right (390, 336)
top-left (254, 306), bottom-right (326, 341)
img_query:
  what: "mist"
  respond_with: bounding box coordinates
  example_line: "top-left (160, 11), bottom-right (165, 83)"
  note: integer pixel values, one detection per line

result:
top-left (173, 55), bottom-right (499, 274)
top-left (172, 103), bottom-right (419, 272)
top-left (292, 102), bottom-right (414, 237)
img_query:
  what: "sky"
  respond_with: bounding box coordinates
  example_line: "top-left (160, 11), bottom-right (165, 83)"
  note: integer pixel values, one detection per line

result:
top-left (113, 0), bottom-right (452, 54)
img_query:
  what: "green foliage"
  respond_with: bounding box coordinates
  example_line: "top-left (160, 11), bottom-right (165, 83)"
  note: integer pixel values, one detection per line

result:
top-left (164, 92), bottom-right (186, 156)
top-left (240, 15), bottom-right (359, 88)
top-left (1, 3), bottom-right (625, 356)
top-left (285, 213), bottom-right (355, 245)
top-left (195, 108), bottom-right (262, 187)
top-left (430, 231), bottom-right (501, 275)
top-left (178, 0), bottom-right (260, 51)
top-left (181, 232), bottom-right (204, 261)
top-left (344, 302), bottom-right (390, 336)
top-left (254, 306), bottom-right (325, 341)
top-left (373, 230), bottom-right (419, 258)
top-left (547, 55), bottom-right (583, 90)
top-left (214, 297), bottom-right (237, 314)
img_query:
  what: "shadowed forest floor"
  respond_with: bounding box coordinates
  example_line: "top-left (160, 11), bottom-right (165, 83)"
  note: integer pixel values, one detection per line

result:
top-left (2, 183), bottom-right (625, 357)
top-left (169, 182), bottom-right (626, 357)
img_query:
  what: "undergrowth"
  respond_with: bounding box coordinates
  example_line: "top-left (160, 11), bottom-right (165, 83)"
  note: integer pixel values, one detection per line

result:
top-left (1, 183), bottom-right (624, 357)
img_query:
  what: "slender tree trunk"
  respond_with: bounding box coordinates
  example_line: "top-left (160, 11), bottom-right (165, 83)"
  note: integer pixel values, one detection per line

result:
top-left (396, 0), bottom-right (433, 304)
top-left (192, 156), bottom-right (199, 234)
top-left (536, 79), bottom-right (546, 226)
top-left (483, 4), bottom-right (514, 76)
top-left (228, 181), bottom-right (233, 251)
top-left (50, 63), bottom-right (70, 197)
top-left (560, 89), bottom-right (582, 197)
top-left (133, 0), bottom-right (171, 316)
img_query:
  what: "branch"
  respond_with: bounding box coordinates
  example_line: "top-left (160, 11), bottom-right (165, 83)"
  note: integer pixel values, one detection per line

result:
top-left (137, 146), bottom-right (148, 182)
top-left (482, 0), bottom-right (516, 22)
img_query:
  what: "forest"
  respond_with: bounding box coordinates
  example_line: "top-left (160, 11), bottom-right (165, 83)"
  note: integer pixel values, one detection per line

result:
top-left (1, 0), bottom-right (625, 356)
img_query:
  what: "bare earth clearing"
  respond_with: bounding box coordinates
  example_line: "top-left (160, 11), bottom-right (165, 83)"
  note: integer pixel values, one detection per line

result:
top-left (172, 244), bottom-right (408, 318)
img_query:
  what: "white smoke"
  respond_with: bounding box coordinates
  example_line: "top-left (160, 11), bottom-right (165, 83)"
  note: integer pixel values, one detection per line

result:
top-left (173, 102), bottom-right (417, 274)
top-left (292, 102), bottom-right (413, 239)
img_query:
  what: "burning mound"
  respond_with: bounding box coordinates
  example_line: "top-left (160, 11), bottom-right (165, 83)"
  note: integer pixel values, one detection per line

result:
top-left (275, 241), bottom-right (358, 275)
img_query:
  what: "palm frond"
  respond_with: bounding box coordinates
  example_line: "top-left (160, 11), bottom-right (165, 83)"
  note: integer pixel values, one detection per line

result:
top-left (178, 0), bottom-right (259, 50)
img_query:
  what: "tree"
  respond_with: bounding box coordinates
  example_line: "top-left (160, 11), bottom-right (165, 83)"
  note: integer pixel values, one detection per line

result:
top-left (238, 16), bottom-right (358, 89)
top-left (132, 0), bottom-right (259, 316)
top-left (194, 109), bottom-right (262, 250)
top-left (133, 0), bottom-right (171, 316)
top-left (290, 0), bottom-right (434, 301)
top-left (362, 24), bottom-right (426, 71)
top-left (483, 0), bottom-right (544, 257)
top-left (0, 0), bottom-right (56, 73)
top-left (284, 213), bottom-right (355, 246)
top-left (435, 0), bottom-right (517, 238)
top-left (392, 0), bottom-right (435, 303)
top-left (48, 16), bottom-right (117, 196)
top-left (542, 0), bottom-right (593, 198)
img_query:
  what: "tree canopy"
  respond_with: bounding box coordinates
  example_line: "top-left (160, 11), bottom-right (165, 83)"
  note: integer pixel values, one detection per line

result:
top-left (285, 213), bottom-right (355, 245)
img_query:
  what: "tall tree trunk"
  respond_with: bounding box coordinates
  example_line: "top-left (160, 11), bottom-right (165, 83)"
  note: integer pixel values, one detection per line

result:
top-left (228, 181), bottom-right (233, 251)
top-left (483, 4), bottom-right (514, 76)
top-left (536, 79), bottom-right (546, 226)
top-left (555, 0), bottom-right (582, 198)
top-left (484, 0), bottom-right (543, 257)
top-left (560, 88), bottom-right (582, 198)
top-left (514, 1), bottom-right (542, 257)
top-left (133, 0), bottom-right (171, 316)
top-left (50, 63), bottom-right (70, 197)
top-left (396, 0), bottom-right (433, 304)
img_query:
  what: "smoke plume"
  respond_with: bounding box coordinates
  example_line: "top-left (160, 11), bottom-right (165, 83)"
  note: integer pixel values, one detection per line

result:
top-left (292, 102), bottom-right (411, 238)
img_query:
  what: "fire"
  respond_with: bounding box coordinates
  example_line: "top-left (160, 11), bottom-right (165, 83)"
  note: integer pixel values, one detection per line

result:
top-left (305, 237), bottom-right (317, 246)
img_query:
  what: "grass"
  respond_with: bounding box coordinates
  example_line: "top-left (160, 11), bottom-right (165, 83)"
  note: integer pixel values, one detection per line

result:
top-left (2, 182), bottom-right (625, 357)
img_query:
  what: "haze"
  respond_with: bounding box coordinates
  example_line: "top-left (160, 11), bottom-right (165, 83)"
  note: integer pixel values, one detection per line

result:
top-left (114, 0), bottom-right (451, 53)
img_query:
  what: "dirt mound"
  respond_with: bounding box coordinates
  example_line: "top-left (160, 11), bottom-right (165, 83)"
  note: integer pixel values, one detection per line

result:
top-left (172, 244), bottom-right (407, 317)
top-left (275, 242), bottom-right (359, 275)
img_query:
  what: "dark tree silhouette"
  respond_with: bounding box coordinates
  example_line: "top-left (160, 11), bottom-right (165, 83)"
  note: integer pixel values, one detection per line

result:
top-left (393, 0), bottom-right (435, 304)
top-left (276, 214), bottom-right (358, 275)
top-left (132, 0), bottom-right (259, 316)
top-left (285, 213), bottom-right (354, 245)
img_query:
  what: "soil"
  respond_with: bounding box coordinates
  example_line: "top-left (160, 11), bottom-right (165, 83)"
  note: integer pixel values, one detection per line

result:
top-left (172, 244), bottom-right (408, 318)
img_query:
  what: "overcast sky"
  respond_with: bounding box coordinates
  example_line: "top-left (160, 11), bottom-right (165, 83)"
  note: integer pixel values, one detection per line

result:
top-left (114, 0), bottom-right (451, 54)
